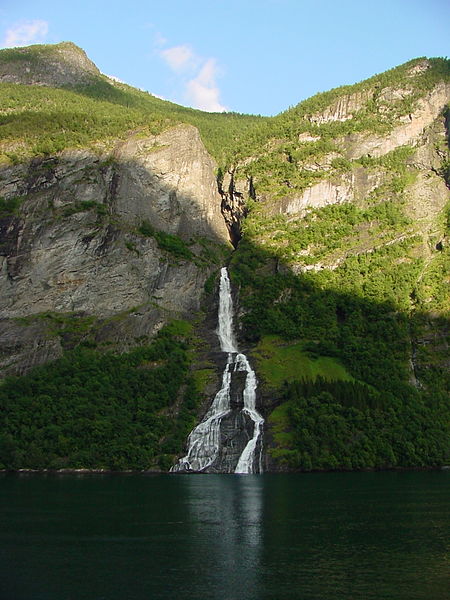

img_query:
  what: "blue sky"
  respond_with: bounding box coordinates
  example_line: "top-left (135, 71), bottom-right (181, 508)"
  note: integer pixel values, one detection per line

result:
top-left (0, 0), bottom-right (448, 115)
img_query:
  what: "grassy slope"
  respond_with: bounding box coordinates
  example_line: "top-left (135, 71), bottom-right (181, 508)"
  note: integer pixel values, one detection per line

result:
top-left (251, 335), bottom-right (354, 389)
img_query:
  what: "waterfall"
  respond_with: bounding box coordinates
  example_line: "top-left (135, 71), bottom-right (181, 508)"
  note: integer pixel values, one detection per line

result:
top-left (171, 267), bottom-right (264, 474)
top-left (234, 353), bottom-right (264, 474)
top-left (216, 267), bottom-right (238, 354)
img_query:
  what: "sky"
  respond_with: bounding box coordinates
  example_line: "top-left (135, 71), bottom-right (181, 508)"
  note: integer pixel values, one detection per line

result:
top-left (0, 0), bottom-right (448, 115)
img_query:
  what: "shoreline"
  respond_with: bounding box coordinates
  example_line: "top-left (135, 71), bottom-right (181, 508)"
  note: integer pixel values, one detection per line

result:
top-left (1, 465), bottom-right (448, 476)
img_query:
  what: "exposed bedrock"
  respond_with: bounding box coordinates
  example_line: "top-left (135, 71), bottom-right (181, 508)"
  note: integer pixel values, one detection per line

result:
top-left (0, 124), bottom-right (231, 375)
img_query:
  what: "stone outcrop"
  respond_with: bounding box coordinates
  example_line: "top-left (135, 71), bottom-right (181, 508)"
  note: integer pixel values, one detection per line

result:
top-left (113, 125), bottom-right (228, 240)
top-left (272, 167), bottom-right (382, 217)
top-left (212, 410), bottom-right (255, 473)
top-left (308, 89), bottom-right (374, 124)
top-left (262, 87), bottom-right (450, 221)
top-left (0, 42), bottom-right (100, 87)
top-left (0, 318), bottom-right (64, 377)
top-left (340, 82), bottom-right (450, 159)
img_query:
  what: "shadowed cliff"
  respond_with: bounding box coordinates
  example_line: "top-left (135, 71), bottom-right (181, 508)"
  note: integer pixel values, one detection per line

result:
top-left (0, 124), bottom-right (233, 376)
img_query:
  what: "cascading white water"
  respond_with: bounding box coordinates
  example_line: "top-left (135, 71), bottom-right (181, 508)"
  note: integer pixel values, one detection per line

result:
top-left (171, 267), bottom-right (264, 473)
top-left (234, 353), bottom-right (264, 474)
top-left (216, 268), bottom-right (238, 354)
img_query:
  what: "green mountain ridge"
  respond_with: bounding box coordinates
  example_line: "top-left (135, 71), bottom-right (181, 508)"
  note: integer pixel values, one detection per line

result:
top-left (0, 43), bottom-right (448, 472)
top-left (0, 41), bottom-right (264, 166)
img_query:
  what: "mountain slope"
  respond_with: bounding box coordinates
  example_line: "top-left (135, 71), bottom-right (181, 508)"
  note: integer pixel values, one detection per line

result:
top-left (226, 57), bottom-right (450, 471)
top-left (0, 43), bottom-right (448, 472)
top-left (0, 42), bottom-right (264, 165)
top-left (0, 41), bottom-right (100, 86)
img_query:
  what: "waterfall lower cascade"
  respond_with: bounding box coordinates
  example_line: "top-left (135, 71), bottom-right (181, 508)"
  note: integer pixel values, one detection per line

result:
top-left (171, 267), bottom-right (264, 474)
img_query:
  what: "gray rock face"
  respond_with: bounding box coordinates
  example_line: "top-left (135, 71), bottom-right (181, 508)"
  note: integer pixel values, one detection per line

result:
top-left (308, 89), bottom-right (374, 124)
top-left (0, 42), bottom-right (100, 87)
top-left (340, 83), bottom-right (450, 159)
top-left (205, 366), bottom-right (260, 473)
top-left (265, 88), bottom-right (450, 223)
top-left (0, 318), bottom-right (63, 376)
top-left (0, 125), bottom-right (230, 375)
top-left (113, 125), bottom-right (229, 241)
top-left (210, 410), bottom-right (255, 473)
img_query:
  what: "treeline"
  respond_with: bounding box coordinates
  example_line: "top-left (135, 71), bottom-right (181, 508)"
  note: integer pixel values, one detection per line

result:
top-left (0, 322), bottom-right (201, 471)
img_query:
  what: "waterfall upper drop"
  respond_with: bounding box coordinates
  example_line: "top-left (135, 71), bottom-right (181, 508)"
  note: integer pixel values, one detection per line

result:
top-left (216, 268), bottom-right (238, 354)
top-left (171, 267), bottom-right (264, 474)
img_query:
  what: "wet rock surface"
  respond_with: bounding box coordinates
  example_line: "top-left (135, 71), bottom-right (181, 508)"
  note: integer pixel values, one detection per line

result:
top-left (207, 410), bottom-right (255, 473)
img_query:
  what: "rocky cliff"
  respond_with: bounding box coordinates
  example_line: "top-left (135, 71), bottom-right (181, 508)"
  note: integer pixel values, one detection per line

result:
top-left (0, 42), bottom-right (100, 87)
top-left (226, 59), bottom-right (449, 278)
top-left (0, 122), bottom-right (230, 376)
top-left (0, 45), bottom-right (449, 472)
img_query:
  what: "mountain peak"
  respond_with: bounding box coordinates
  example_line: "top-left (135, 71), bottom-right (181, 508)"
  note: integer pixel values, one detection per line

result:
top-left (0, 41), bottom-right (100, 87)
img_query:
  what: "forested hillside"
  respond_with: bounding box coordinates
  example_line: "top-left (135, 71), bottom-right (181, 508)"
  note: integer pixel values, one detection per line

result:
top-left (0, 42), bottom-right (262, 164)
top-left (0, 43), bottom-right (448, 472)
top-left (227, 57), bottom-right (450, 470)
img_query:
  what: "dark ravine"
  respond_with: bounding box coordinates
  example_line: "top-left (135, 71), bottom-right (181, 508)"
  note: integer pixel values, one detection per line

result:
top-left (218, 167), bottom-right (249, 247)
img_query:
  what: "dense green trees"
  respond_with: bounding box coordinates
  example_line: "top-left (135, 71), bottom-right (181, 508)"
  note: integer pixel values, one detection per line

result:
top-left (230, 224), bottom-right (449, 471)
top-left (0, 323), bottom-right (203, 471)
top-left (269, 380), bottom-right (449, 470)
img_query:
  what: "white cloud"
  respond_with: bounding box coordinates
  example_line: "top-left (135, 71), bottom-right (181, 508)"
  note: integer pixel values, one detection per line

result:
top-left (3, 19), bottom-right (49, 48)
top-left (186, 58), bottom-right (227, 112)
top-left (159, 44), bottom-right (197, 72)
top-left (157, 39), bottom-right (227, 113)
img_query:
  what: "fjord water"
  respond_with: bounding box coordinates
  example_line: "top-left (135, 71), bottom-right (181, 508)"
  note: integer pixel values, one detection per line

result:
top-left (1, 471), bottom-right (449, 600)
top-left (172, 267), bottom-right (263, 473)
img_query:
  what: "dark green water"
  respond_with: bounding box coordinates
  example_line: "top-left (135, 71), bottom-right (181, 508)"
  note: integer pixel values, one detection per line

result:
top-left (0, 471), bottom-right (449, 600)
